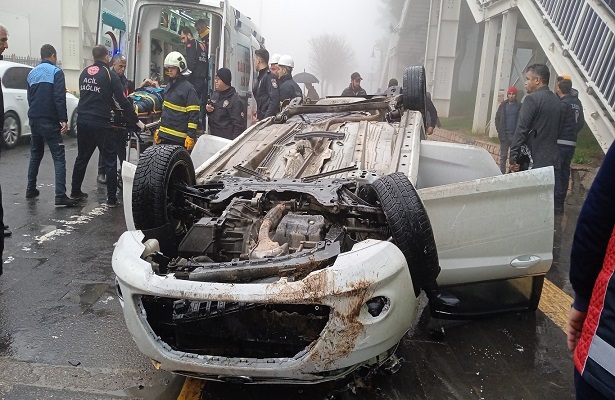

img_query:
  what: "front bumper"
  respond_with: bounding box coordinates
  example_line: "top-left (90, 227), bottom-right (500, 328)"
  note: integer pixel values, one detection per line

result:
top-left (112, 231), bottom-right (417, 383)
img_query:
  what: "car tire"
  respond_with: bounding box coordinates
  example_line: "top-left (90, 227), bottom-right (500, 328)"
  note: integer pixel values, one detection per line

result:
top-left (132, 144), bottom-right (196, 233)
top-left (371, 172), bottom-right (440, 297)
top-left (2, 111), bottom-right (21, 149)
top-left (402, 65), bottom-right (427, 132)
top-left (68, 110), bottom-right (78, 138)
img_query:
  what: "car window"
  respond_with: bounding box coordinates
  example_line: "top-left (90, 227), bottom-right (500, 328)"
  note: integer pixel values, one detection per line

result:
top-left (2, 66), bottom-right (31, 90)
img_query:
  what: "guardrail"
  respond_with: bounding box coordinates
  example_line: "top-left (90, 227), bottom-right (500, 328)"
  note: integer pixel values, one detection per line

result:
top-left (536, 0), bottom-right (615, 119)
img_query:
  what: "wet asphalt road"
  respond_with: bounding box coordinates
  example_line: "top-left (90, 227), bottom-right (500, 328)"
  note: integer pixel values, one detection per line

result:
top-left (0, 136), bottom-right (583, 399)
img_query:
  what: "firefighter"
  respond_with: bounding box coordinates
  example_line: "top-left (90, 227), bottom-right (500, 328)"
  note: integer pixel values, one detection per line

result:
top-left (154, 51), bottom-right (200, 151)
top-left (71, 45), bottom-right (142, 208)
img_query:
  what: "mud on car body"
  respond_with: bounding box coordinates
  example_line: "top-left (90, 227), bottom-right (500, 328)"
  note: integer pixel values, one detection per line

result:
top-left (113, 66), bottom-right (555, 383)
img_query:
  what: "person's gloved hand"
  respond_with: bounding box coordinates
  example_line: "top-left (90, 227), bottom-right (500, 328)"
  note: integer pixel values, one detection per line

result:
top-left (154, 129), bottom-right (162, 144)
top-left (184, 136), bottom-right (195, 151)
top-left (136, 120), bottom-right (145, 131)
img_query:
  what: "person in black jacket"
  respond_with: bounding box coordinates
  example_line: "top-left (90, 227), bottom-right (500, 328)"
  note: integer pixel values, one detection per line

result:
top-left (71, 45), bottom-right (141, 207)
top-left (277, 55), bottom-right (302, 107)
top-left (494, 86), bottom-right (521, 173)
top-left (155, 51), bottom-right (200, 151)
top-left (26, 44), bottom-right (77, 207)
top-left (97, 53), bottom-right (134, 185)
top-left (252, 49), bottom-right (279, 121)
top-left (0, 23), bottom-right (7, 270)
top-left (509, 64), bottom-right (561, 173)
top-left (206, 68), bottom-right (246, 140)
top-left (180, 26), bottom-right (208, 108)
top-left (341, 72), bottom-right (367, 96)
top-left (555, 78), bottom-right (584, 214)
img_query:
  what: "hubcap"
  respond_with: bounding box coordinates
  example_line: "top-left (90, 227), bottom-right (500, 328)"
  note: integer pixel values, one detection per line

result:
top-left (3, 116), bottom-right (19, 146)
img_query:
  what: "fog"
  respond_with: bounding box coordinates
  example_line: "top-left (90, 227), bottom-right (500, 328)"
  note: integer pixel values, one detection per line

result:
top-left (231, 0), bottom-right (388, 96)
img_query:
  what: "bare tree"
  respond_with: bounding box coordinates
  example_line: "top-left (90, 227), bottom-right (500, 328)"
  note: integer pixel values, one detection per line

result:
top-left (308, 34), bottom-right (356, 96)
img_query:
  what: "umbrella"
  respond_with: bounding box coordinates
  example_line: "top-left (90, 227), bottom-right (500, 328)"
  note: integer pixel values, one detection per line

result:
top-left (294, 72), bottom-right (319, 84)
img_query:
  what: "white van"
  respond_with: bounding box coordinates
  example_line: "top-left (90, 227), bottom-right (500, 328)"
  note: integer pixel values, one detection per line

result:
top-left (127, 0), bottom-right (263, 127)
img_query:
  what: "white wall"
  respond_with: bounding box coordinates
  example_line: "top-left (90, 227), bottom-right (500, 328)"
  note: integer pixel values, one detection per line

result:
top-left (0, 1), bottom-right (63, 60)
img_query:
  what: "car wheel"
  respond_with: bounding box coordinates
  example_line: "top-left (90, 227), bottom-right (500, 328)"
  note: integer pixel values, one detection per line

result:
top-left (132, 144), bottom-right (196, 234)
top-left (2, 111), bottom-right (21, 149)
top-left (68, 111), bottom-right (78, 137)
top-left (402, 65), bottom-right (427, 132)
top-left (371, 172), bottom-right (440, 297)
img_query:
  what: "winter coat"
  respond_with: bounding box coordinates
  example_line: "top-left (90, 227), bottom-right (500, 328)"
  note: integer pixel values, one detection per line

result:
top-left (159, 75), bottom-right (200, 143)
top-left (571, 143), bottom-right (615, 398)
top-left (341, 84), bottom-right (367, 96)
top-left (509, 86), bottom-right (561, 169)
top-left (558, 94), bottom-right (584, 146)
top-left (278, 74), bottom-right (302, 105)
top-left (252, 68), bottom-right (279, 120)
top-left (27, 60), bottom-right (67, 122)
top-left (207, 86), bottom-right (246, 140)
top-left (494, 100), bottom-right (521, 141)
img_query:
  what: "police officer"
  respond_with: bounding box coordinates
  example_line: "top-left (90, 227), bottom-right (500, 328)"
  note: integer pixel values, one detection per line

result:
top-left (155, 51), bottom-right (200, 151)
top-left (252, 49), bottom-right (279, 121)
top-left (206, 68), bottom-right (246, 140)
top-left (180, 26), bottom-right (208, 112)
top-left (277, 55), bottom-right (302, 107)
top-left (71, 45), bottom-right (142, 207)
top-left (269, 53), bottom-right (281, 77)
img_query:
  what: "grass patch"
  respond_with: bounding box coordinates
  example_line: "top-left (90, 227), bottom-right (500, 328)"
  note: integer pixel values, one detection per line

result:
top-left (441, 91), bottom-right (604, 166)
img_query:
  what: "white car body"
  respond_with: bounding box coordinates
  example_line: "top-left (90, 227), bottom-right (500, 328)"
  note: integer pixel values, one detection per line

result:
top-left (1, 60), bottom-right (78, 148)
top-left (113, 68), bottom-right (554, 384)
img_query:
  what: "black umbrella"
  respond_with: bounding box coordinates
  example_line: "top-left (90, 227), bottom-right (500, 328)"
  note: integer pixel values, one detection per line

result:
top-left (294, 72), bottom-right (319, 84)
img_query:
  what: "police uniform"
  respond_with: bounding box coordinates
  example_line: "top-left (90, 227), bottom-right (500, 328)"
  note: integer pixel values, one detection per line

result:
top-left (185, 37), bottom-right (209, 100)
top-left (253, 68), bottom-right (280, 120)
top-left (207, 86), bottom-right (246, 140)
top-left (158, 75), bottom-right (200, 146)
top-left (71, 60), bottom-right (138, 204)
top-left (278, 74), bottom-right (303, 106)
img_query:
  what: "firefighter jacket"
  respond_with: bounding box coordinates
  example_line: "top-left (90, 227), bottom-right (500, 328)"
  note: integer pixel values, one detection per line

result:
top-left (185, 37), bottom-right (209, 97)
top-left (571, 143), bottom-right (615, 398)
top-left (77, 61), bottom-right (137, 128)
top-left (27, 60), bottom-right (68, 122)
top-left (252, 67), bottom-right (279, 120)
top-left (278, 74), bottom-right (303, 106)
top-left (159, 75), bottom-right (200, 143)
top-left (207, 86), bottom-right (246, 140)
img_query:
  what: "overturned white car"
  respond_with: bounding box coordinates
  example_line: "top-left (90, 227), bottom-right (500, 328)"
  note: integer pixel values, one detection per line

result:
top-left (112, 66), bottom-right (554, 384)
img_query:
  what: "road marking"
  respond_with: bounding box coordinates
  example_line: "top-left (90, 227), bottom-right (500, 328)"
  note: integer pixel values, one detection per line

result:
top-left (539, 278), bottom-right (573, 333)
top-left (177, 377), bottom-right (205, 400)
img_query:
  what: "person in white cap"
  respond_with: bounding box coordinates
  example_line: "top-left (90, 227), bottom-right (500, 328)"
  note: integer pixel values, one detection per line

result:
top-left (277, 55), bottom-right (302, 106)
top-left (269, 53), bottom-right (281, 77)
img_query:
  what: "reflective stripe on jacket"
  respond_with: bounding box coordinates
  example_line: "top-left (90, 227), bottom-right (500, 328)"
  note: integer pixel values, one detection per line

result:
top-left (159, 76), bottom-right (200, 142)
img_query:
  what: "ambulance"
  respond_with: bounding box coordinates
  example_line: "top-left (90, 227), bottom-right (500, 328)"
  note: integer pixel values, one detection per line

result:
top-left (126, 0), bottom-right (263, 127)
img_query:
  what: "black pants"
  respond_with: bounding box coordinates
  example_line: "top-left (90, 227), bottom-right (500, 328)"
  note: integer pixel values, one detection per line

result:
top-left (98, 128), bottom-right (126, 175)
top-left (71, 121), bottom-right (118, 202)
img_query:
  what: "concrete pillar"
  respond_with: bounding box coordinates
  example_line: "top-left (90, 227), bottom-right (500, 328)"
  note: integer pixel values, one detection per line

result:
top-left (472, 17), bottom-right (499, 134)
top-left (489, 10), bottom-right (518, 138)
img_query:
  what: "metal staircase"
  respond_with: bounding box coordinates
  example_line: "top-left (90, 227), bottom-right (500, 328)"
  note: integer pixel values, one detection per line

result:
top-left (467, 0), bottom-right (615, 151)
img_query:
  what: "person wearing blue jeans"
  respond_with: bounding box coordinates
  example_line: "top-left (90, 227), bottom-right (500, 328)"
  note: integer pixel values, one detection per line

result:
top-left (26, 44), bottom-right (77, 207)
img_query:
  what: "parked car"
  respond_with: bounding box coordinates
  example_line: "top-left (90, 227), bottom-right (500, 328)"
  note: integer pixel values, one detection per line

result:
top-left (112, 66), bottom-right (555, 384)
top-left (1, 60), bottom-right (78, 149)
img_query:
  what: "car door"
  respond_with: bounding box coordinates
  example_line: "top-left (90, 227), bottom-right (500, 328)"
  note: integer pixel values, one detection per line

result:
top-left (416, 140), bottom-right (554, 318)
top-left (2, 65), bottom-right (32, 135)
